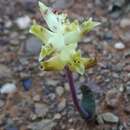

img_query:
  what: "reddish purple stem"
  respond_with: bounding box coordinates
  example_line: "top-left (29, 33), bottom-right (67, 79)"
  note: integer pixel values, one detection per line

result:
top-left (65, 66), bottom-right (81, 112)
top-left (65, 66), bottom-right (90, 120)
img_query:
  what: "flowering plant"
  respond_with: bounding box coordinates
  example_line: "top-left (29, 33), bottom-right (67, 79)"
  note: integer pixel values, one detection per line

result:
top-left (30, 1), bottom-right (100, 120)
top-left (30, 1), bottom-right (100, 75)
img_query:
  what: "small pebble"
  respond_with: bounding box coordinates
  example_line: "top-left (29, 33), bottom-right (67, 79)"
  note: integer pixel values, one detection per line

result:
top-left (35, 103), bottom-right (48, 117)
top-left (33, 95), bottom-right (40, 102)
top-left (114, 42), bottom-right (125, 50)
top-left (122, 31), bottom-right (130, 42)
top-left (56, 86), bottom-right (64, 96)
top-left (126, 86), bottom-right (130, 95)
top-left (22, 79), bottom-right (32, 91)
top-left (124, 65), bottom-right (130, 72)
top-left (5, 20), bottom-right (13, 28)
top-left (52, 0), bottom-right (74, 9)
top-left (48, 93), bottom-right (56, 100)
top-left (105, 88), bottom-right (120, 108)
top-left (58, 98), bottom-right (66, 111)
top-left (46, 79), bottom-right (59, 86)
top-left (97, 115), bottom-right (104, 124)
top-left (120, 18), bottom-right (130, 28)
top-left (0, 64), bottom-right (12, 79)
top-left (68, 118), bottom-right (73, 123)
top-left (30, 114), bottom-right (37, 121)
top-left (25, 37), bottom-right (42, 55)
top-left (128, 73), bottom-right (130, 78)
top-left (19, 72), bottom-right (30, 79)
top-left (124, 103), bottom-right (130, 114)
top-left (6, 128), bottom-right (18, 130)
top-left (27, 119), bottom-right (56, 130)
top-left (64, 83), bottom-right (70, 91)
top-left (20, 0), bottom-right (37, 13)
top-left (124, 51), bottom-right (130, 58)
top-left (102, 112), bottom-right (119, 123)
top-left (0, 83), bottom-right (16, 94)
top-left (119, 85), bottom-right (124, 92)
top-left (77, 94), bottom-right (82, 100)
top-left (103, 31), bottom-right (113, 42)
top-left (0, 100), bottom-right (4, 107)
top-left (15, 16), bottom-right (31, 29)
top-left (54, 113), bottom-right (62, 119)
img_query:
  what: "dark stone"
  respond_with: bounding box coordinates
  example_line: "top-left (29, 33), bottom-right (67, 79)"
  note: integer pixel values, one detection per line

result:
top-left (22, 78), bottom-right (32, 91)
top-left (6, 128), bottom-right (18, 130)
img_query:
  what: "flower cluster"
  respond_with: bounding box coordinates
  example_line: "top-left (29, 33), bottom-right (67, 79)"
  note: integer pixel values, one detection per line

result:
top-left (30, 1), bottom-right (100, 74)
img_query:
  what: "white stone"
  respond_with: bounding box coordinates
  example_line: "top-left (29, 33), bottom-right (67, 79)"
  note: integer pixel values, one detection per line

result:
top-left (77, 94), bottom-right (82, 100)
top-left (120, 18), bottom-right (130, 28)
top-left (96, 115), bottom-right (104, 124)
top-left (56, 86), bottom-right (64, 96)
top-left (30, 114), bottom-right (37, 121)
top-left (5, 20), bottom-right (13, 28)
top-left (33, 95), bottom-right (40, 101)
top-left (0, 83), bottom-right (16, 94)
top-left (49, 93), bottom-right (56, 100)
top-left (102, 112), bottom-right (119, 123)
top-left (114, 42), bottom-right (125, 50)
top-left (54, 113), bottom-right (61, 119)
top-left (58, 98), bottom-right (66, 111)
top-left (128, 73), bottom-right (130, 78)
top-left (15, 16), bottom-right (31, 29)
top-left (64, 83), bottom-right (70, 91)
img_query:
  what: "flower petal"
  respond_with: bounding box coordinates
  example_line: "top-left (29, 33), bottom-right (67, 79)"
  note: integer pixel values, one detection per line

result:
top-left (40, 55), bottom-right (65, 71)
top-left (82, 57), bottom-right (97, 69)
top-left (59, 44), bottom-right (77, 63)
top-left (75, 63), bottom-right (85, 75)
top-left (64, 31), bottom-right (81, 45)
top-left (39, 45), bottom-right (54, 62)
top-left (29, 21), bottom-right (53, 44)
top-left (39, 2), bottom-right (61, 32)
top-left (48, 33), bottom-right (65, 51)
top-left (81, 18), bottom-right (100, 35)
top-left (38, 1), bottom-right (48, 12)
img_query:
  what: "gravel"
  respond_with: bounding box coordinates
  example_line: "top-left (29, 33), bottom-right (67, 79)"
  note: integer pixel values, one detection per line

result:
top-left (0, 0), bottom-right (130, 129)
